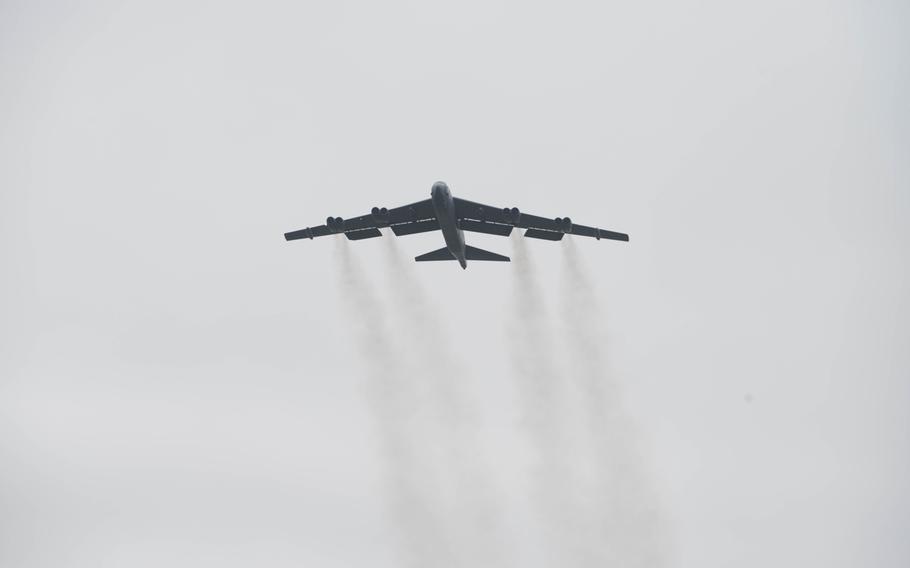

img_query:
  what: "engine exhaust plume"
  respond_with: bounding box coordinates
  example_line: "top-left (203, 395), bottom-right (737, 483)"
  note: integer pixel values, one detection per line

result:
top-left (335, 239), bottom-right (455, 568)
top-left (508, 234), bottom-right (594, 566)
top-left (560, 237), bottom-right (667, 567)
top-left (381, 235), bottom-right (505, 568)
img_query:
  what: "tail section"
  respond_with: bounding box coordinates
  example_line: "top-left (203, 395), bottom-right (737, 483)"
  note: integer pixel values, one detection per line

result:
top-left (415, 247), bottom-right (456, 262)
top-left (414, 245), bottom-right (510, 265)
top-left (464, 245), bottom-right (510, 262)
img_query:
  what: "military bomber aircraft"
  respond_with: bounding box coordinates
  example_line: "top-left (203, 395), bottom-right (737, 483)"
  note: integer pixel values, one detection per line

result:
top-left (284, 181), bottom-right (629, 269)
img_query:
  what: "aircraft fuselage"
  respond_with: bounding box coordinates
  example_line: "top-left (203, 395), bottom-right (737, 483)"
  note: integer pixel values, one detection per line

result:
top-left (430, 181), bottom-right (467, 269)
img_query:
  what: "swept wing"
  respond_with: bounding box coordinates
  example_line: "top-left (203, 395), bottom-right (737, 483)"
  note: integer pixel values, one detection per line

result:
top-left (284, 199), bottom-right (438, 242)
top-left (453, 198), bottom-right (629, 242)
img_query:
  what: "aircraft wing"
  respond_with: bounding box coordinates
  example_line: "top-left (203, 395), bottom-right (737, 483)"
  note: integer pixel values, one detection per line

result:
top-left (453, 198), bottom-right (629, 242)
top-left (284, 199), bottom-right (438, 242)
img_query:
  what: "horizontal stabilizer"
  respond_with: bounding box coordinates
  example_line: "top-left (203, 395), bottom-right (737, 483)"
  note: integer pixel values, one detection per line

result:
top-left (464, 245), bottom-right (510, 262)
top-left (415, 247), bottom-right (456, 262)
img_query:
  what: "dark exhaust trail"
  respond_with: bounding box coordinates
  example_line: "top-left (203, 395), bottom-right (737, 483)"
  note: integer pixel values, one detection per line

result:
top-left (335, 239), bottom-right (455, 568)
top-left (508, 234), bottom-right (594, 567)
top-left (381, 236), bottom-right (505, 568)
top-left (560, 237), bottom-right (666, 567)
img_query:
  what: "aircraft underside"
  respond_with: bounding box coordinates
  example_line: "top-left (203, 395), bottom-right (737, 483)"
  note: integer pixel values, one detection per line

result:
top-left (284, 181), bottom-right (629, 268)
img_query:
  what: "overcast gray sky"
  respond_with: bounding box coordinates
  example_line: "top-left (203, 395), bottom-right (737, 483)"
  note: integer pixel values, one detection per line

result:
top-left (1, 1), bottom-right (908, 567)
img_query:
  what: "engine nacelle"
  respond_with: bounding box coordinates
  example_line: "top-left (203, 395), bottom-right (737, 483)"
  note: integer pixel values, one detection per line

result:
top-left (555, 217), bottom-right (572, 233)
top-left (502, 207), bottom-right (521, 225)
top-left (326, 216), bottom-right (345, 232)
top-left (371, 206), bottom-right (390, 225)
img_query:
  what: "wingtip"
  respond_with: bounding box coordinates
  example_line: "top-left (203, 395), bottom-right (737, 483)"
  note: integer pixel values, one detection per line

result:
top-left (597, 229), bottom-right (630, 242)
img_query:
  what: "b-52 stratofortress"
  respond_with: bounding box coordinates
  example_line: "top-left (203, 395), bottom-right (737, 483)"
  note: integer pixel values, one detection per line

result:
top-left (284, 181), bottom-right (629, 269)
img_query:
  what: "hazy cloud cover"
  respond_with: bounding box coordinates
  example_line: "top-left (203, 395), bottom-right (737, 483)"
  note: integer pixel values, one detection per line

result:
top-left (1, 1), bottom-right (908, 566)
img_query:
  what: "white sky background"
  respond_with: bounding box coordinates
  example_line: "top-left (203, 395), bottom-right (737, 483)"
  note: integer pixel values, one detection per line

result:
top-left (1, 1), bottom-right (908, 566)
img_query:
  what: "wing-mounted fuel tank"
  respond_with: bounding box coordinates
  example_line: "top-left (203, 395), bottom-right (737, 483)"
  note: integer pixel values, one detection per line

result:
top-left (371, 207), bottom-right (390, 226)
top-left (326, 216), bottom-right (345, 233)
top-left (554, 217), bottom-right (573, 233)
top-left (501, 207), bottom-right (522, 225)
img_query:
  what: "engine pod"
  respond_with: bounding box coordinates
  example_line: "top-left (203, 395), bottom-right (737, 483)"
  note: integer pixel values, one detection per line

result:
top-left (371, 207), bottom-right (390, 225)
